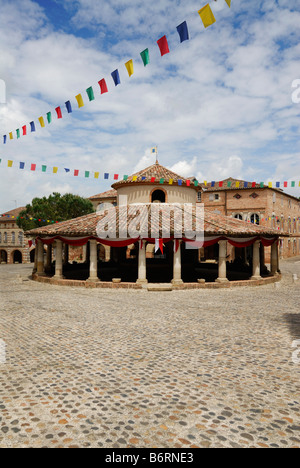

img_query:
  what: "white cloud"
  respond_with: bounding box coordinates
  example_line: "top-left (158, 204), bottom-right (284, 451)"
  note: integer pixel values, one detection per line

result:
top-left (0, 0), bottom-right (300, 212)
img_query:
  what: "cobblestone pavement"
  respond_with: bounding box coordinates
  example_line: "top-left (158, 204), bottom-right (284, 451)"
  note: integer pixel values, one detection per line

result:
top-left (0, 259), bottom-right (300, 448)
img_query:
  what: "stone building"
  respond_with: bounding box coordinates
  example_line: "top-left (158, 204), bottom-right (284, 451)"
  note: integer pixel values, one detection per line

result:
top-left (25, 162), bottom-right (283, 288)
top-left (0, 207), bottom-right (31, 264)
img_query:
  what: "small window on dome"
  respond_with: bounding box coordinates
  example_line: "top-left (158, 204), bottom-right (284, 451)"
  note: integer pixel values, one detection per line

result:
top-left (151, 190), bottom-right (166, 203)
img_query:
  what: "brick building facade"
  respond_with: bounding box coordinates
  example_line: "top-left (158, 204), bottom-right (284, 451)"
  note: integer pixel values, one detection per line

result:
top-left (0, 208), bottom-right (32, 264)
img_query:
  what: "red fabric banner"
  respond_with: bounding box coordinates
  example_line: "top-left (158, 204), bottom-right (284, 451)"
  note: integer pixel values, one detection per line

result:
top-left (98, 79), bottom-right (108, 94)
top-left (31, 164), bottom-right (36, 171)
top-left (157, 36), bottom-right (170, 56)
top-left (55, 107), bottom-right (62, 119)
top-left (74, 170), bottom-right (79, 177)
top-left (22, 125), bottom-right (27, 136)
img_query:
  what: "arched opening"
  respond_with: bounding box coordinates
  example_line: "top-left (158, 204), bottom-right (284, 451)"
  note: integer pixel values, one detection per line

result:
top-left (12, 250), bottom-right (23, 264)
top-left (0, 250), bottom-right (8, 263)
top-left (151, 189), bottom-right (166, 203)
top-left (234, 214), bottom-right (243, 220)
top-left (30, 248), bottom-right (36, 263)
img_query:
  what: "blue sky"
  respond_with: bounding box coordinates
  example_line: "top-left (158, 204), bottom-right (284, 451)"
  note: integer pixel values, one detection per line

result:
top-left (0, 0), bottom-right (300, 212)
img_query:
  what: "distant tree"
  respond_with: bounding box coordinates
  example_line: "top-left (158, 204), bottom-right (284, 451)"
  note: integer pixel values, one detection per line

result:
top-left (17, 192), bottom-right (95, 232)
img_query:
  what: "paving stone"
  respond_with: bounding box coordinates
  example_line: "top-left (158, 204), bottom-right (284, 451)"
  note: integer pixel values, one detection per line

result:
top-left (0, 261), bottom-right (299, 448)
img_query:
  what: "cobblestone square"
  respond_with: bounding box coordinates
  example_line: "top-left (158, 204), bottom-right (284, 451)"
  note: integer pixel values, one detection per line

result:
top-left (0, 260), bottom-right (300, 448)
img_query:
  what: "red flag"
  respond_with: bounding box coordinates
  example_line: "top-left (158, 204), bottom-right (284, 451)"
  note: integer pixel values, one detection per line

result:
top-left (74, 170), bottom-right (79, 177)
top-left (284, 181), bottom-right (288, 187)
top-left (114, 174), bottom-right (119, 180)
top-left (219, 181), bottom-right (223, 188)
top-left (151, 177), bottom-right (156, 183)
top-left (98, 79), bottom-right (108, 94)
top-left (186, 180), bottom-right (191, 187)
top-left (31, 164), bottom-right (36, 171)
top-left (157, 35), bottom-right (170, 56)
top-left (22, 125), bottom-right (27, 136)
top-left (55, 107), bottom-right (62, 119)
top-left (252, 182), bottom-right (256, 188)
top-left (159, 239), bottom-right (164, 254)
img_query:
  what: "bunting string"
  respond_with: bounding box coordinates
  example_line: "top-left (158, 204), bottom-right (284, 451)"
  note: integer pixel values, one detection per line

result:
top-left (1, 1), bottom-right (232, 146)
top-left (0, 156), bottom-right (299, 191)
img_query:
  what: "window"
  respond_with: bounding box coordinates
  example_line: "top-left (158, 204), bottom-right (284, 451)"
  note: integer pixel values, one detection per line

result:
top-left (4, 232), bottom-right (7, 243)
top-left (18, 232), bottom-right (23, 245)
top-left (250, 193), bottom-right (259, 199)
top-left (234, 194), bottom-right (242, 200)
top-left (197, 192), bottom-right (202, 202)
top-left (11, 232), bottom-right (15, 244)
top-left (234, 214), bottom-right (243, 220)
top-left (151, 190), bottom-right (166, 203)
top-left (214, 194), bottom-right (220, 201)
top-left (250, 214), bottom-right (260, 225)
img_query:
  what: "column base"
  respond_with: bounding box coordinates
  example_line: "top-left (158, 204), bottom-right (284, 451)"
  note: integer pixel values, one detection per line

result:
top-left (171, 279), bottom-right (183, 285)
top-left (136, 279), bottom-right (148, 285)
top-left (215, 278), bottom-right (229, 283)
top-left (53, 274), bottom-right (65, 280)
top-left (251, 275), bottom-right (262, 281)
top-left (87, 277), bottom-right (100, 283)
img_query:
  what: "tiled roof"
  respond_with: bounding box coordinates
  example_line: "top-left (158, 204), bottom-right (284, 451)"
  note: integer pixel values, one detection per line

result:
top-left (112, 162), bottom-right (196, 189)
top-left (89, 189), bottom-right (117, 200)
top-left (0, 207), bottom-right (25, 222)
top-left (25, 204), bottom-right (283, 239)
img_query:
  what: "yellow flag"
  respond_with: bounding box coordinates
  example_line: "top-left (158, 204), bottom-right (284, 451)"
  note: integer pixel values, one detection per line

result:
top-left (125, 59), bottom-right (134, 77)
top-left (225, 0), bottom-right (231, 7)
top-left (53, 167), bottom-right (58, 174)
top-left (204, 180), bottom-right (207, 186)
top-left (7, 160), bottom-right (13, 167)
top-left (132, 176), bottom-right (137, 182)
top-left (236, 181), bottom-right (240, 188)
top-left (94, 172), bottom-right (99, 179)
top-left (198, 4), bottom-right (216, 28)
top-left (268, 182), bottom-right (272, 188)
top-left (169, 179), bottom-right (173, 185)
top-left (39, 116), bottom-right (45, 128)
top-left (9, 132), bottom-right (13, 140)
top-left (76, 94), bottom-right (84, 108)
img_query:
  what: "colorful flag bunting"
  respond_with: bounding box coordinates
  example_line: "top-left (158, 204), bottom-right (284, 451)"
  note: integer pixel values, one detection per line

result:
top-left (16, 129), bottom-right (20, 139)
top-left (42, 165), bottom-right (47, 172)
top-left (74, 170), bottom-right (79, 177)
top-left (76, 94), bottom-right (84, 108)
top-left (94, 172), bottom-right (99, 179)
top-left (225, 0), bottom-right (231, 7)
top-left (157, 35), bottom-right (170, 56)
top-left (20, 162), bottom-right (25, 169)
top-left (125, 59), bottom-right (134, 77)
top-left (140, 49), bottom-right (150, 66)
top-left (65, 101), bottom-right (72, 113)
top-left (198, 4), bottom-right (216, 28)
top-left (111, 70), bottom-right (121, 86)
top-left (46, 112), bottom-right (52, 124)
top-left (30, 122), bottom-right (36, 132)
top-left (86, 87), bottom-right (95, 102)
top-left (98, 79), bottom-right (108, 94)
top-left (104, 173), bottom-right (109, 179)
top-left (3, 135), bottom-right (7, 144)
top-left (55, 107), bottom-right (62, 119)
top-left (85, 171), bottom-right (90, 178)
top-left (7, 160), bottom-right (13, 167)
top-left (53, 167), bottom-right (58, 174)
top-left (9, 132), bottom-right (13, 140)
top-left (38, 117), bottom-right (45, 128)
top-left (176, 21), bottom-right (189, 43)
top-left (31, 164), bottom-right (36, 171)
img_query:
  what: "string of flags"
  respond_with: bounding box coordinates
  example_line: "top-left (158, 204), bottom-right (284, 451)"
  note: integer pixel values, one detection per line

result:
top-left (0, 155), bottom-right (299, 189)
top-left (1, 2), bottom-right (232, 146)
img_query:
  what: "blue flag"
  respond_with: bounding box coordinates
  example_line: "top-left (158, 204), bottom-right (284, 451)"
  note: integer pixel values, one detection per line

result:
top-left (65, 101), bottom-right (72, 113)
top-left (19, 162), bottom-right (25, 169)
top-left (30, 121), bottom-right (36, 132)
top-left (176, 21), bottom-right (189, 43)
top-left (111, 69), bottom-right (121, 86)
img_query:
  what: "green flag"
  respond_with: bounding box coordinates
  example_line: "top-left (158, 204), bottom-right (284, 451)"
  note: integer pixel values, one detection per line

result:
top-left (16, 129), bottom-right (20, 139)
top-left (85, 171), bottom-right (90, 178)
top-left (42, 165), bottom-right (47, 172)
top-left (86, 86), bottom-right (95, 102)
top-left (140, 49), bottom-right (150, 66)
top-left (194, 180), bottom-right (198, 187)
top-left (47, 112), bottom-right (52, 124)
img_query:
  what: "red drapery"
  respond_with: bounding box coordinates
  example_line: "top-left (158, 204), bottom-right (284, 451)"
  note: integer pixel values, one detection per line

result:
top-left (36, 235), bottom-right (278, 249)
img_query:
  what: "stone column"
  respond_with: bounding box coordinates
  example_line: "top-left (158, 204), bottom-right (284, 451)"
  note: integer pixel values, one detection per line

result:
top-left (216, 240), bottom-right (229, 283)
top-left (251, 240), bottom-right (262, 280)
top-left (54, 240), bottom-right (63, 279)
top-left (271, 241), bottom-right (279, 276)
top-left (136, 242), bottom-right (148, 284)
top-left (45, 244), bottom-right (52, 273)
top-left (172, 241), bottom-right (183, 285)
top-left (36, 239), bottom-right (45, 276)
top-left (87, 240), bottom-right (99, 282)
top-left (63, 244), bottom-right (69, 265)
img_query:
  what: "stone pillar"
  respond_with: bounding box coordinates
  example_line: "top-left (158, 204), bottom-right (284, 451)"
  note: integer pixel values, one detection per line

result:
top-left (136, 242), bottom-right (148, 284)
top-left (87, 240), bottom-right (99, 282)
top-left (216, 240), bottom-right (229, 283)
top-left (36, 239), bottom-right (45, 276)
top-left (63, 244), bottom-right (69, 265)
top-left (251, 240), bottom-right (262, 280)
top-left (271, 241), bottom-right (279, 276)
top-left (172, 241), bottom-right (183, 285)
top-left (45, 244), bottom-right (52, 273)
top-left (54, 240), bottom-right (63, 279)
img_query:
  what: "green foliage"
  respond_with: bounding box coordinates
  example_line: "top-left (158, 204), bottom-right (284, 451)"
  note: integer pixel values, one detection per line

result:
top-left (17, 192), bottom-right (95, 232)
